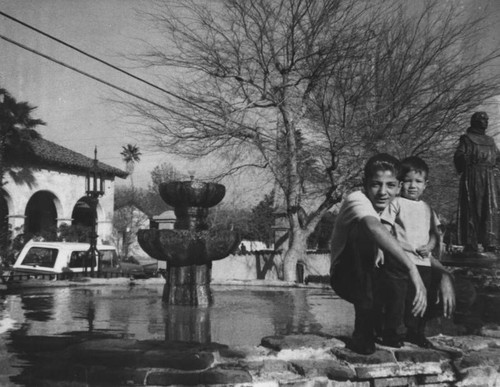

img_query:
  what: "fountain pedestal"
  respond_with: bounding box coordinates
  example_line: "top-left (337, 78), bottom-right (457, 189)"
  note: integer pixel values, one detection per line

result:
top-left (163, 265), bottom-right (213, 306)
top-left (138, 180), bottom-right (239, 307)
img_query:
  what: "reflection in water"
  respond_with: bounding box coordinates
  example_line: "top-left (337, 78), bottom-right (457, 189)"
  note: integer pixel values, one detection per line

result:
top-left (1, 283), bottom-right (498, 385)
top-left (0, 285), bottom-right (354, 385)
top-left (2, 285), bottom-right (355, 346)
top-left (164, 306), bottom-right (211, 343)
top-left (20, 293), bottom-right (54, 322)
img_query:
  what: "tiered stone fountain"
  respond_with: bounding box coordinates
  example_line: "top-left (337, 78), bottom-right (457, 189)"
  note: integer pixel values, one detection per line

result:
top-left (137, 179), bottom-right (239, 307)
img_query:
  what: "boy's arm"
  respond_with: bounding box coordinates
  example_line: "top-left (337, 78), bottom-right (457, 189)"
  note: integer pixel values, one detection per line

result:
top-left (416, 231), bottom-right (438, 258)
top-left (430, 256), bottom-right (455, 318)
top-left (362, 216), bottom-right (427, 316)
top-left (417, 207), bottom-right (441, 258)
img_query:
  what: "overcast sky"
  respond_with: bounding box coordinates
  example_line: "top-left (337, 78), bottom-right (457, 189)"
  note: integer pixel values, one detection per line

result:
top-left (0, 0), bottom-right (177, 180)
top-left (1, 0), bottom-right (500, 206)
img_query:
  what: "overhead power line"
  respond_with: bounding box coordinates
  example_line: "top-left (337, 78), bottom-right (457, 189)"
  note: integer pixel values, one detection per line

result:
top-left (0, 34), bottom-right (174, 111)
top-left (0, 10), bottom-right (212, 115)
top-left (0, 11), bottom-right (273, 142)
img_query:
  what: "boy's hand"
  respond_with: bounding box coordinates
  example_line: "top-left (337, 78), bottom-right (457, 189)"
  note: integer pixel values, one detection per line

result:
top-left (409, 266), bottom-right (427, 317)
top-left (416, 245), bottom-right (431, 258)
top-left (374, 252), bottom-right (384, 267)
top-left (437, 273), bottom-right (455, 318)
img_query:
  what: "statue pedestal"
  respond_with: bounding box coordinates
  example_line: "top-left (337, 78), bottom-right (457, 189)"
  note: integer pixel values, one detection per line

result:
top-left (441, 251), bottom-right (500, 293)
top-left (441, 251), bottom-right (500, 331)
top-left (441, 251), bottom-right (500, 268)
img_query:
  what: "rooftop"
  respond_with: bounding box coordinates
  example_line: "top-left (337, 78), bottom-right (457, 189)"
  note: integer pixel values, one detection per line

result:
top-left (7, 137), bottom-right (128, 179)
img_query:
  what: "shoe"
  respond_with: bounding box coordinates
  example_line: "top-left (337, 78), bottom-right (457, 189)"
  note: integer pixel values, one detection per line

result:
top-left (380, 336), bottom-right (403, 348)
top-left (350, 336), bottom-right (376, 355)
top-left (406, 332), bottom-right (434, 349)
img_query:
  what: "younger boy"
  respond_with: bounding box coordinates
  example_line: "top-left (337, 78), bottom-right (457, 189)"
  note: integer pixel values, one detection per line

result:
top-left (378, 156), bottom-right (441, 348)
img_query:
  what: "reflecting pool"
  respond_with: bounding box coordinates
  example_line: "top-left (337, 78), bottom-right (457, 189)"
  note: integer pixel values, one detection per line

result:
top-left (0, 284), bottom-right (353, 384)
top-left (0, 282), bottom-right (498, 385)
top-left (0, 285), bottom-right (353, 346)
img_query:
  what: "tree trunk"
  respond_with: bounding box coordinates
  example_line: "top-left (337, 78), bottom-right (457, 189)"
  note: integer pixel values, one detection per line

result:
top-left (283, 228), bottom-right (308, 282)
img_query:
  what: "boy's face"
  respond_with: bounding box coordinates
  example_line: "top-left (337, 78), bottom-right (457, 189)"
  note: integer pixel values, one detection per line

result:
top-left (365, 170), bottom-right (400, 212)
top-left (400, 170), bottom-right (427, 201)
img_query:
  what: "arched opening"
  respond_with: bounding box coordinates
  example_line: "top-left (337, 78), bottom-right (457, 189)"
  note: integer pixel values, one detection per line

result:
top-left (0, 191), bottom-right (10, 248)
top-left (25, 191), bottom-right (58, 239)
top-left (63, 197), bottom-right (97, 243)
top-left (72, 197), bottom-right (94, 228)
top-left (296, 262), bottom-right (305, 284)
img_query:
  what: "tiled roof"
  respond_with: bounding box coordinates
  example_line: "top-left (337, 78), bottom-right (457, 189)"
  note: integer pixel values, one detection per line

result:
top-left (7, 137), bottom-right (128, 178)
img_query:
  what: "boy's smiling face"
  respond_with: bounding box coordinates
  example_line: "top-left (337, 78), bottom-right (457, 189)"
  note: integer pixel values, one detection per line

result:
top-left (365, 170), bottom-right (400, 212)
top-left (401, 170), bottom-right (427, 201)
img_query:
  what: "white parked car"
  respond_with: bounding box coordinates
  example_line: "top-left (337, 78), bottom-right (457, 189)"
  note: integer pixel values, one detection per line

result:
top-left (12, 241), bottom-right (119, 276)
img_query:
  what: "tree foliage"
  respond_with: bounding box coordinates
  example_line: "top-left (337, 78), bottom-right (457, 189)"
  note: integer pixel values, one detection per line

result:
top-left (131, 0), bottom-right (500, 280)
top-left (0, 87), bottom-right (45, 188)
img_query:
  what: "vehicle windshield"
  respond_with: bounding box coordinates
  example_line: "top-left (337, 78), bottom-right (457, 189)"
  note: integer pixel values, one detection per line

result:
top-left (20, 247), bottom-right (58, 268)
top-left (100, 250), bottom-right (118, 268)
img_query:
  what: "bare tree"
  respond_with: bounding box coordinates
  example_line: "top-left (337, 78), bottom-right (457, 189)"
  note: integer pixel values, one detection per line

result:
top-left (129, 0), bottom-right (500, 281)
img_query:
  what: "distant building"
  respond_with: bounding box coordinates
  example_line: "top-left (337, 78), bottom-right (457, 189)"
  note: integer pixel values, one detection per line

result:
top-left (0, 137), bottom-right (127, 243)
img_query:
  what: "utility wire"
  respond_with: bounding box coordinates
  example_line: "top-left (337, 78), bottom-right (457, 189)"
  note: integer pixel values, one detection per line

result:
top-left (0, 10), bottom-right (213, 115)
top-left (0, 33), bottom-right (201, 123)
top-left (0, 11), bottom-right (273, 141)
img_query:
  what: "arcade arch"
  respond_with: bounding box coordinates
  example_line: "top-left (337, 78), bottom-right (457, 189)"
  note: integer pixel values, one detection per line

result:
top-left (0, 190), bottom-right (10, 246)
top-left (24, 191), bottom-right (60, 238)
top-left (72, 197), bottom-right (95, 228)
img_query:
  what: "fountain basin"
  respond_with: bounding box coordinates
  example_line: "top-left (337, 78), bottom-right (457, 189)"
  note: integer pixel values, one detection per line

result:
top-left (159, 181), bottom-right (225, 208)
top-left (137, 229), bottom-right (239, 267)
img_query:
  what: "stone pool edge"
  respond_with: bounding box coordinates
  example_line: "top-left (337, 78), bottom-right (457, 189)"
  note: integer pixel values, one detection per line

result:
top-left (9, 331), bottom-right (500, 386)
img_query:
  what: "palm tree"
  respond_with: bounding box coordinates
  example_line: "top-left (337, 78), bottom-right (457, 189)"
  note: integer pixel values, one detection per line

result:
top-left (120, 144), bottom-right (141, 189)
top-left (0, 88), bottom-right (45, 188)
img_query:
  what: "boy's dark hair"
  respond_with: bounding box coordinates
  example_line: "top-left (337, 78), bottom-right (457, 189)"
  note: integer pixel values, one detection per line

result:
top-left (363, 153), bottom-right (401, 182)
top-left (399, 156), bottom-right (429, 180)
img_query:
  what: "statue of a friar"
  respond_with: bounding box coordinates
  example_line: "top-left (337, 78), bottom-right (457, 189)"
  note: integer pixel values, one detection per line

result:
top-left (454, 111), bottom-right (500, 253)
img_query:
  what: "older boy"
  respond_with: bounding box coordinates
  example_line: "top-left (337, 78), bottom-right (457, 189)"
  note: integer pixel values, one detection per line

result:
top-left (330, 154), bottom-right (454, 355)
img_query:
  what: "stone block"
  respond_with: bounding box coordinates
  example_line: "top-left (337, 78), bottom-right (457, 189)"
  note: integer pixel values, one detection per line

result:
top-left (145, 367), bottom-right (252, 386)
top-left (331, 348), bottom-right (395, 364)
top-left (398, 361), bottom-right (443, 377)
top-left (480, 324), bottom-right (500, 338)
top-left (327, 380), bottom-right (370, 387)
top-left (278, 377), bottom-right (330, 387)
top-left (354, 364), bottom-right (401, 379)
top-left (432, 335), bottom-right (500, 351)
top-left (279, 380), bottom-right (362, 387)
top-left (415, 363), bottom-right (457, 383)
top-left (141, 349), bottom-right (215, 370)
top-left (86, 366), bottom-right (148, 385)
top-left (289, 359), bottom-right (355, 380)
top-left (455, 366), bottom-right (500, 387)
top-left (394, 347), bottom-right (449, 363)
top-left (259, 359), bottom-right (294, 374)
top-left (372, 376), bottom-right (415, 387)
top-left (261, 334), bottom-right (346, 351)
top-left (456, 348), bottom-right (500, 369)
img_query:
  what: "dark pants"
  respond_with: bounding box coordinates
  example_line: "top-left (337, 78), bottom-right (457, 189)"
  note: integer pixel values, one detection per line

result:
top-left (378, 264), bottom-right (441, 340)
top-left (331, 223), bottom-right (442, 344)
top-left (331, 222), bottom-right (380, 344)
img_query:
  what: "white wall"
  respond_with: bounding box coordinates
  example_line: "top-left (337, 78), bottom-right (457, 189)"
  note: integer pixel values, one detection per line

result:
top-left (212, 252), bottom-right (330, 282)
top-left (2, 167), bottom-right (116, 242)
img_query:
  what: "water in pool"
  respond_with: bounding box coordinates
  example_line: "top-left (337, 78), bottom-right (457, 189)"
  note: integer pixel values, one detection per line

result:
top-left (0, 282), bottom-right (497, 385)
top-left (0, 284), bottom-right (354, 384)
